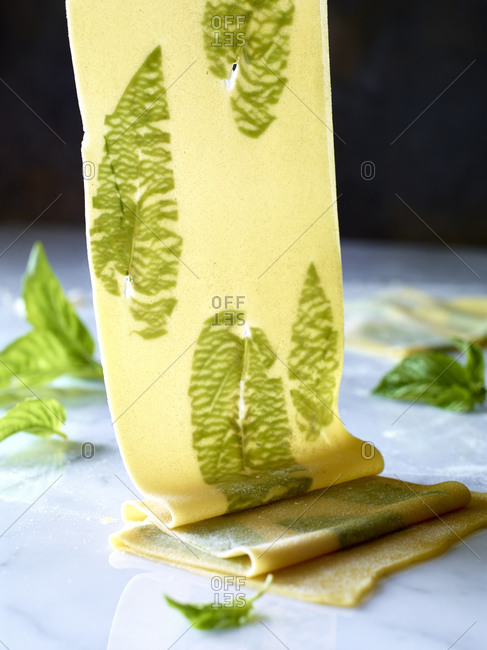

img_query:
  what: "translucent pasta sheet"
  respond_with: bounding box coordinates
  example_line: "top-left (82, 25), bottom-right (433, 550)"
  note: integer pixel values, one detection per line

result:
top-left (67, 0), bottom-right (487, 606)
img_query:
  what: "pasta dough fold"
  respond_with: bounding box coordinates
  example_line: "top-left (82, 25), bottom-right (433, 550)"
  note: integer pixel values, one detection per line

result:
top-left (111, 476), bottom-right (478, 592)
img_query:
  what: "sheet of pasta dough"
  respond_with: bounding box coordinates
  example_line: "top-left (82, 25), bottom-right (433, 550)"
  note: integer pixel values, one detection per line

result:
top-left (112, 488), bottom-right (487, 607)
top-left (112, 491), bottom-right (487, 607)
top-left (67, 0), bottom-right (384, 527)
top-left (111, 476), bottom-right (472, 575)
top-left (345, 288), bottom-right (487, 359)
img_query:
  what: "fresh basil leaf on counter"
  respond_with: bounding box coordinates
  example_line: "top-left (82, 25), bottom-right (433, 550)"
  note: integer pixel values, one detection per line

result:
top-left (462, 340), bottom-right (486, 390)
top-left (0, 330), bottom-right (101, 387)
top-left (23, 241), bottom-right (97, 359)
top-left (0, 242), bottom-right (103, 393)
top-left (0, 398), bottom-right (67, 444)
top-left (372, 340), bottom-right (486, 412)
top-left (164, 575), bottom-right (272, 630)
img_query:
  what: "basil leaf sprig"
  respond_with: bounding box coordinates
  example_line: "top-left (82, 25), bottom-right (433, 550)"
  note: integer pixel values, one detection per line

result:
top-left (164, 574), bottom-right (273, 630)
top-left (0, 398), bottom-right (67, 444)
top-left (372, 340), bottom-right (486, 412)
top-left (0, 242), bottom-right (103, 393)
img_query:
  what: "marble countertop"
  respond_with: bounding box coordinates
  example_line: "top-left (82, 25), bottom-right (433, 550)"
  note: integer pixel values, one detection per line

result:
top-left (0, 227), bottom-right (486, 650)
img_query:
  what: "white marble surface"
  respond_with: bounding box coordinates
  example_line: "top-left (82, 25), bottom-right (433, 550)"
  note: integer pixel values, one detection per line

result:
top-left (0, 227), bottom-right (486, 650)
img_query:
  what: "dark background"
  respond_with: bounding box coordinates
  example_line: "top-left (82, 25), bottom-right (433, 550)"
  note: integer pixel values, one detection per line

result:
top-left (1, 0), bottom-right (486, 244)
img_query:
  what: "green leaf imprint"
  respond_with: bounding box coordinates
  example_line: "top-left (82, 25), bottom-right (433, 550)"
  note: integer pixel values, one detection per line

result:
top-left (278, 511), bottom-right (404, 549)
top-left (288, 263), bottom-right (339, 440)
top-left (324, 477), bottom-right (447, 506)
top-left (91, 46), bottom-right (182, 339)
top-left (177, 519), bottom-right (265, 554)
top-left (189, 311), bottom-right (311, 512)
top-left (203, 0), bottom-right (295, 138)
top-left (327, 479), bottom-right (415, 506)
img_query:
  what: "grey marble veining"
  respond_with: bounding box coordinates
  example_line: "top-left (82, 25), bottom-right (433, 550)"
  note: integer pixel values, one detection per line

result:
top-left (0, 227), bottom-right (486, 649)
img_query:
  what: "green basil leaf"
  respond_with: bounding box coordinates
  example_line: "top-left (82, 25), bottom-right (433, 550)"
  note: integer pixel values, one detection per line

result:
top-left (0, 242), bottom-right (103, 394)
top-left (164, 575), bottom-right (272, 630)
top-left (463, 342), bottom-right (486, 400)
top-left (0, 330), bottom-right (103, 390)
top-left (23, 242), bottom-right (96, 358)
top-left (0, 398), bottom-right (67, 443)
top-left (372, 342), bottom-right (486, 412)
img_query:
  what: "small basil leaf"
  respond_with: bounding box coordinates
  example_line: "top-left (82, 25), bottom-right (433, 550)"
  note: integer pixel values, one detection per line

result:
top-left (372, 344), bottom-right (486, 412)
top-left (164, 575), bottom-right (272, 630)
top-left (0, 330), bottom-right (103, 390)
top-left (0, 398), bottom-right (67, 443)
top-left (23, 241), bottom-right (96, 359)
top-left (0, 242), bottom-right (103, 395)
top-left (463, 343), bottom-right (486, 400)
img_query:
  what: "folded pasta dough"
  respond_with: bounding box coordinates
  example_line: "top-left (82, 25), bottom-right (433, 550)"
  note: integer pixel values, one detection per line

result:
top-left (266, 492), bottom-right (487, 606)
top-left (112, 490), bottom-right (487, 606)
top-left (111, 477), bottom-right (472, 575)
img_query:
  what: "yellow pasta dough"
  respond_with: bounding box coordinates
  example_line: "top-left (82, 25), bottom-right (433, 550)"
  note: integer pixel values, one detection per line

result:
top-left (67, 0), bottom-right (487, 605)
top-left (346, 288), bottom-right (487, 359)
top-left (111, 477), bottom-right (472, 576)
top-left (265, 492), bottom-right (487, 606)
top-left (67, 0), bottom-right (383, 522)
top-left (111, 485), bottom-right (487, 606)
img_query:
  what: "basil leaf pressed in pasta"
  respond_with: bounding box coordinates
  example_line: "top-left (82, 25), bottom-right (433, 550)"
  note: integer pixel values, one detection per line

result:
top-left (189, 311), bottom-right (311, 511)
top-left (372, 340), bottom-right (486, 412)
top-left (242, 328), bottom-right (298, 472)
top-left (91, 45), bottom-right (182, 339)
top-left (0, 398), bottom-right (67, 444)
top-left (288, 263), bottom-right (339, 439)
top-left (164, 575), bottom-right (272, 630)
top-left (0, 242), bottom-right (103, 393)
top-left (202, 0), bottom-right (295, 137)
